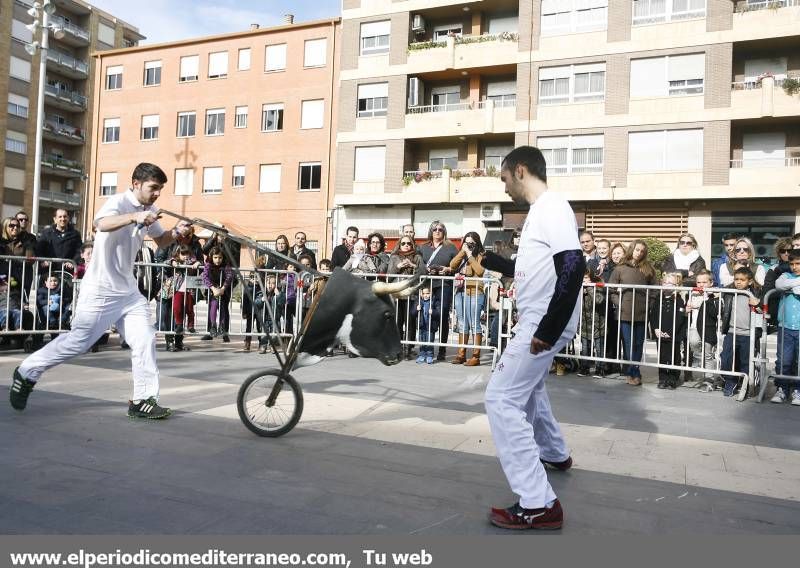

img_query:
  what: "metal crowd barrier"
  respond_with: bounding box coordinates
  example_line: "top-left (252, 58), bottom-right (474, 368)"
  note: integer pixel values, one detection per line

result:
top-left (756, 288), bottom-right (800, 402)
top-left (559, 282), bottom-right (761, 401)
top-left (0, 254), bottom-right (78, 348)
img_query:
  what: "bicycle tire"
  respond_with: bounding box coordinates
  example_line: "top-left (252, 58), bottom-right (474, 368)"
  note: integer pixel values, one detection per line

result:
top-left (237, 368), bottom-right (303, 437)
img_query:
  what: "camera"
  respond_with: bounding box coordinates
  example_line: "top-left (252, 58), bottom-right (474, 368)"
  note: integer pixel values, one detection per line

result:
top-left (465, 242), bottom-right (474, 250)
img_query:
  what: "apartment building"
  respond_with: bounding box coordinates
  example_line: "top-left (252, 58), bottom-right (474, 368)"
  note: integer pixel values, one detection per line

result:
top-left (1, 0), bottom-right (143, 230)
top-left (86, 17), bottom-right (340, 257)
top-left (335, 0), bottom-right (800, 262)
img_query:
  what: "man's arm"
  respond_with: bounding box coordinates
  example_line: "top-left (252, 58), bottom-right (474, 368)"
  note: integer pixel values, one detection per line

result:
top-left (481, 250), bottom-right (515, 278)
top-left (533, 249), bottom-right (585, 349)
top-left (95, 210), bottom-right (158, 233)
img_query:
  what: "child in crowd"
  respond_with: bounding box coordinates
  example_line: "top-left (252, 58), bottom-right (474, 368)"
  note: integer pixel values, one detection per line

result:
top-left (75, 242), bottom-right (93, 280)
top-left (0, 275), bottom-right (22, 331)
top-left (685, 269), bottom-right (722, 392)
top-left (318, 259), bottom-right (332, 274)
top-left (578, 269), bottom-right (605, 377)
top-left (298, 254), bottom-right (316, 325)
top-left (719, 267), bottom-right (761, 397)
top-left (282, 264), bottom-right (298, 335)
top-left (36, 275), bottom-right (72, 335)
top-left (169, 245), bottom-right (200, 352)
top-left (202, 246), bottom-right (233, 342)
top-left (416, 286), bottom-right (440, 364)
top-left (771, 252), bottom-right (800, 405)
top-left (257, 274), bottom-right (286, 354)
top-left (650, 272), bottom-right (687, 389)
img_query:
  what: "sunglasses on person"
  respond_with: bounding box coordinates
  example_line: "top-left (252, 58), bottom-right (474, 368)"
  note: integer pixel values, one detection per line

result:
top-left (432, 227), bottom-right (445, 232)
top-left (679, 240), bottom-right (694, 245)
top-left (16, 218), bottom-right (27, 223)
top-left (735, 247), bottom-right (750, 253)
top-left (780, 248), bottom-right (792, 254)
top-left (400, 241), bottom-right (413, 246)
top-left (8, 223), bottom-right (19, 229)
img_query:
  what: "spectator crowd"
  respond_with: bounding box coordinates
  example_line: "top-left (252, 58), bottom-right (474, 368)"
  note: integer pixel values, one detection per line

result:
top-left (2, 209), bottom-right (799, 405)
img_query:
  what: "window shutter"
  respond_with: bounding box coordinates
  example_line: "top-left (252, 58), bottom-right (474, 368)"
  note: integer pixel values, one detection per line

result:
top-left (630, 57), bottom-right (667, 97)
top-left (259, 164), bottom-right (281, 193)
top-left (208, 52), bottom-right (228, 77)
top-left (355, 147), bottom-right (386, 181)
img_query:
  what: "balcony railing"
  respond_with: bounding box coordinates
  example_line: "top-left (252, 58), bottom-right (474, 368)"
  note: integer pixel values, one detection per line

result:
top-left (43, 118), bottom-right (85, 141)
top-left (50, 15), bottom-right (91, 42)
top-left (730, 157), bottom-right (800, 168)
top-left (40, 190), bottom-right (81, 206)
top-left (46, 49), bottom-right (89, 75)
top-left (735, 0), bottom-right (800, 12)
top-left (477, 95), bottom-right (517, 109)
top-left (633, 8), bottom-right (706, 26)
top-left (408, 102), bottom-right (472, 114)
top-left (44, 84), bottom-right (87, 108)
top-left (41, 154), bottom-right (84, 173)
top-left (403, 170), bottom-right (445, 180)
top-left (731, 77), bottom-right (792, 90)
top-left (408, 31), bottom-right (519, 52)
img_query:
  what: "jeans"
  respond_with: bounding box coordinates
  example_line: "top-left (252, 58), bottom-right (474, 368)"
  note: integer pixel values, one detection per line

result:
top-left (720, 333), bottom-right (750, 384)
top-left (454, 292), bottom-right (483, 335)
top-left (0, 308), bottom-right (22, 330)
top-left (620, 322), bottom-right (645, 378)
top-left (418, 327), bottom-right (436, 356)
top-left (687, 328), bottom-right (716, 380)
top-left (579, 336), bottom-right (604, 371)
top-left (775, 326), bottom-right (800, 391)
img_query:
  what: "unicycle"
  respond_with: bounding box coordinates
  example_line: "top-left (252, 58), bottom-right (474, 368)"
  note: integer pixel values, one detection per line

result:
top-left (237, 368), bottom-right (304, 437)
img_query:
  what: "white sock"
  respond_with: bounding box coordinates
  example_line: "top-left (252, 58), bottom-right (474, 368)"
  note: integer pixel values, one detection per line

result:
top-left (545, 500), bottom-right (556, 509)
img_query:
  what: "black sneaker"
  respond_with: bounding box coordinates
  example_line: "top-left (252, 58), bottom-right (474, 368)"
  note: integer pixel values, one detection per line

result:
top-left (128, 397), bottom-right (172, 419)
top-left (540, 456), bottom-right (573, 471)
top-left (10, 368), bottom-right (35, 411)
top-left (489, 499), bottom-right (563, 530)
top-left (222, 334), bottom-right (230, 343)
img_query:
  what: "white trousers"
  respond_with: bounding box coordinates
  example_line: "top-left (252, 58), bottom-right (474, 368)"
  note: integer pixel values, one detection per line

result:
top-left (20, 290), bottom-right (160, 401)
top-left (485, 324), bottom-right (571, 509)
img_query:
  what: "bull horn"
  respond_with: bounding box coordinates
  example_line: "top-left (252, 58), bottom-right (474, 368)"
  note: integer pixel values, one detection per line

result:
top-left (391, 278), bottom-right (425, 299)
top-left (372, 277), bottom-right (416, 296)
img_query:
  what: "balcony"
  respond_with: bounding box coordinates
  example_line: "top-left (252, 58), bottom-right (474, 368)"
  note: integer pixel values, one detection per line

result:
top-left (50, 15), bottom-right (90, 46)
top-left (732, 0), bottom-right (800, 40)
top-left (46, 49), bottom-right (89, 79)
top-left (402, 167), bottom-right (507, 203)
top-left (405, 98), bottom-right (516, 137)
top-left (42, 118), bottom-right (85, 146)
top-left (44, 84), bottom-right (87, 111)
top-left (41, 154), bottom-right (84, 178)
top-left (730, 157), bottom-right (800, 193)
top-left (407, 32), bottom-right (519, 73)
top-left (730, 75), bottom-right (800, 118)
top-left (734, 0), bottom-right (800, 13)
top-left (40, 190), bottom-right (81, 207)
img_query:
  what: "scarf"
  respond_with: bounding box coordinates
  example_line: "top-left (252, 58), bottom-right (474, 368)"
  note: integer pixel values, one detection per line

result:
top-left (345, 240), bottom-right (354, 254)
top-left (673, 249), bottom-right (699, 271)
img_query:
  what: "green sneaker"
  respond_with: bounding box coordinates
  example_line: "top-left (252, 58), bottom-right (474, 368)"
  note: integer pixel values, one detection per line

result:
top-left (10, 367), bottom-right (35, 411)
top-left (128, 397), bottom-right (172, 419)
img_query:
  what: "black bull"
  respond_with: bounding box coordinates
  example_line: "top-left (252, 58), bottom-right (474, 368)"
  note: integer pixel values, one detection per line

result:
top-left (297, 268), bottom-right (420, 366)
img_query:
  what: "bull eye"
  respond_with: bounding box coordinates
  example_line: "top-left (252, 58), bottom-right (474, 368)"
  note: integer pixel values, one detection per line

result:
top-left (383, 311), bottom-right (392, 320)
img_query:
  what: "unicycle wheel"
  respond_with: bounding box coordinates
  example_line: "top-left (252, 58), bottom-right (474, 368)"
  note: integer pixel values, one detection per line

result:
top-left (237, 368), bottom-right (303, 437)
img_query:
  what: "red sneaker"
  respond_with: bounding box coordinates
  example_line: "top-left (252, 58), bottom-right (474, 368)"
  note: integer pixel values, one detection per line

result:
top-left (489, 499), bottom-right (563, 530)
top-left (540, 456), bottom-right (573, 471)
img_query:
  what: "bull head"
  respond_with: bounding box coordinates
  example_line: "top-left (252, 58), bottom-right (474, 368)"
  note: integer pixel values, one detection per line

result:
top-left (371, 276), bottom-right (423, 299)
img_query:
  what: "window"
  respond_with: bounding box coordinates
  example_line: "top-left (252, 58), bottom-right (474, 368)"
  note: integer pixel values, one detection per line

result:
top-left (539, 63), bottom-right (605, 105)
top-left (429, 148), bottom-right (458, 171)
top-left (99, 172), bottom-right (117, 196)
top-left (355, 147), bottom-right (386, 181)
top-left (488, 14), bottom-right (519, 33)
top-left (238, 48), bottom-right (251, 71)
top-left (10, 56), bottom-right (32, 81)
top-left (235, 106), bottom-right (248, 128)
top-left (742, 132), bottom-right (786, 168)
top-left (4, 167), bottom-right (25, 190)
top-left (360, 21), bottom-right (390, 56)
top-left (484, 145), bottom-right (514, 170)
top-left (97, 21), bottom-right (116, 45)
top-left (105, 65), bottom-right (123, 90)
top-left (143, 61), bottom-right (161, 86)
top-left (633, 0), bottom-right (706, 25)
top-left (485, 80), bottom-right (517, 107)
top-left (630, 54), bottom-right (704, 98)
top-left (202, 167), bottom-right (223, 194)
top-left (431, 86), bottom-right (461, 110)
top-left (205, 108), bottom-right (225, 136)
top-left (357, 83), bottom-right (388, 117)
top-left (261, 103), bottom-right (284, 132)
top-left (179, 55), bottom-right (199, 82)
top-left (433, 24), bottom-right (462, 40)
top-left (265, 44), bottom-right (287, 72)
top-left (5, 130), bottom-right (27, 154)
top-left (11, 19), bottom-right (33, 43)
top-left (259, 164), bottom-right (281, 193)
top-left (174, 168), bottom-right (194, 196)
top-left (208, 51), bottom-right (228, 79)
top-left (744, 58), bottom-right (788, 84)
top-left (103, 118), bottom-right (120, 143)
top-left (301, 99), bottom-right (324, 129)
top-left (541, 0), bottom-right (608, 36)
top-left (177, 111), bottom-right (196, 137)
top-left (299, 162), bottom-right (322, 191)
top-left (538, 134), bottom-right (604, 175)
top-left (628, 129), bottom-right (703, 173)
top-left (140, 115), bottom-right (159, 140)
top-left (232, 165), bottom-right (246, 188)
top-left (304, 39), bottom-right (327, 68)
top-left (8, 93), bottom-right (29, 119)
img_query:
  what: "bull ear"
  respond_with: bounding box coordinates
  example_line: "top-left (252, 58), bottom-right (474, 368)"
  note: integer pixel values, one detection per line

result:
top-left (371, 277), bottom-right (416, 296)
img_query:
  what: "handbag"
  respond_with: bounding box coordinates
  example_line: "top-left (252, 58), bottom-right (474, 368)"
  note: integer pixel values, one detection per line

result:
top-left (160, 277), bottom-right (174, 300)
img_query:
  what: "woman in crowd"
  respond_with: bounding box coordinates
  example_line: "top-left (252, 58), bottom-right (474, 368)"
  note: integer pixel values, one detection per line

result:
top-left (419, 221), bottom-right (458, 361)
top-left (266, 235), bottom-right (291, 270)
top-left (718, 237), bottom-right (766, 287)
top-left (343, 237), bottom-right (385, 274)
top-left (660, 232), bottom-right (706, 287)
top-left (449, 232), bottom-right (486, 366)
top-left (388, 235), bottom-right (425, 358)
top-left (761, 237), bottom-right (794, 333)
top-left (365, 232), bottom-right (390, 275)
top-left (608, 239), bottom-right (657, 386)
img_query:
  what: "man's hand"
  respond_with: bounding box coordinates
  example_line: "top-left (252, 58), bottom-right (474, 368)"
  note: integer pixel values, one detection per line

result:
top-left (133, 210), bottom-right (160, 227)
top-left (529, 337), bottom-right (552, 355)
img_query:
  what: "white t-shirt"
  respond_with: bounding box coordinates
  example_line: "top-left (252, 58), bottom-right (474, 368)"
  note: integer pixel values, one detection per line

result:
top-left (513, 191), bottom-right (581, 334)
top-left (82, 189), bottom-right (165, 294)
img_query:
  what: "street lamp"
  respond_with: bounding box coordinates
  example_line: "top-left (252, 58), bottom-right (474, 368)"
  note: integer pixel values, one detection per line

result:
top-left (24, 1), bottom-right (65, 233)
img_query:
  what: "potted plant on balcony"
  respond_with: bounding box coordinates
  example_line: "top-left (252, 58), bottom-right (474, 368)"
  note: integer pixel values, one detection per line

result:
top-left (783, 77), bottom-right (800, 96)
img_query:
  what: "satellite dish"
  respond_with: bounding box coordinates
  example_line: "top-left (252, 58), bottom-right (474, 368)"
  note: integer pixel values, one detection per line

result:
top-left (43, 1), bottom-right (56, 16)
top-left (52, 26), bottom-right (66, 40)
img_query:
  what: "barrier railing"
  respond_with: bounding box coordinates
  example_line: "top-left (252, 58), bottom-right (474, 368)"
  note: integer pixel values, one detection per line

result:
top-left (557, 282), bottom-right (761, 401)
top-left (756, 288), bottom-right (800, 402)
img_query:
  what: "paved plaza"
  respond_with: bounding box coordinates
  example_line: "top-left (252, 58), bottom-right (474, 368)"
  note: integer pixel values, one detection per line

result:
top-left (2, 336), bottom-right (800, 535)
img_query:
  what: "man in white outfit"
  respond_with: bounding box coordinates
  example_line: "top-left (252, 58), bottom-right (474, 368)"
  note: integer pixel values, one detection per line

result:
top-left (10, 163), bottom-right (180, 419)
top-left (481, 146), bottom-right (585, 530)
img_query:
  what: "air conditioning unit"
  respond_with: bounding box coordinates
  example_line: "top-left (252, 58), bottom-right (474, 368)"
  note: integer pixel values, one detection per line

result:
top-left (480, 204), bottom-right (502, 222)
top-left (408, 77), bottom-right (425, 107)
top-left (411, 14), bottom-right (425, 33)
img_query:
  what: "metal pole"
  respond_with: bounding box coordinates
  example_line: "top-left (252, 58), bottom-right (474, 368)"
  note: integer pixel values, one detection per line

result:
top-left (31, 5), bottom-right (50, 233)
